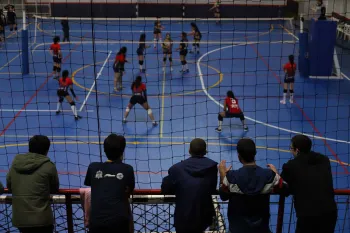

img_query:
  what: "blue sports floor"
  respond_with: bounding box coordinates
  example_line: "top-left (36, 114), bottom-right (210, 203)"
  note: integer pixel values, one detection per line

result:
top-left (1, 18), bottom-right (350, 231)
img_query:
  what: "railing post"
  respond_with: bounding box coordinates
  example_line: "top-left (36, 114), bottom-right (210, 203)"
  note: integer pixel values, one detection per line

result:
top-left (276, 195), bottom-right (286, 233)
top-left (65, 194), bottom-right (74, 233)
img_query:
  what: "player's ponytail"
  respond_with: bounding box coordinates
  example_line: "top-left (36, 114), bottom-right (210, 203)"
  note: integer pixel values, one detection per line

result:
top-left (53, 36), bottom-right (60, 44)
top-left (62, 70), bottom-right (69, 81)
top-left (289, 55), bottom-right (294, 65)
top-left (227, 90), bottom-right (235, 99)
top-left (132, 76), bottom-right (142, 90)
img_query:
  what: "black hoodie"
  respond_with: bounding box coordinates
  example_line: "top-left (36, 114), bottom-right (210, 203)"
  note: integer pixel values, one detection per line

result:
top-left (281, 151), bottom-right (337, 217)
top-left (161, 156), bottom-right (218, 232)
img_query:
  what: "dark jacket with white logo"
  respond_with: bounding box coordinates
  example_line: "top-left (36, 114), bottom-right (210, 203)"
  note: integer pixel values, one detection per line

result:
top-left (220, 165), bottom-right (280, 233)
top-left (161, 156), bottom-right (218, 232)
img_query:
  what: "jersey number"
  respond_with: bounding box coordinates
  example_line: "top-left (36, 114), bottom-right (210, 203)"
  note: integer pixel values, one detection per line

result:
top-left (231, 99), bottom-right (238, 109)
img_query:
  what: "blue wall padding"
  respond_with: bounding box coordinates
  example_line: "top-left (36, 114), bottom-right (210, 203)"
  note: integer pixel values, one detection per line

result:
top-left (309, 19), bottom-right (337, 76)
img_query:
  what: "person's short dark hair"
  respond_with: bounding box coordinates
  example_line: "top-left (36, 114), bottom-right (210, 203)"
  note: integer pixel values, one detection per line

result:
top-left (104, 134), bottom-right (126, 160)
top-left (237, 138), bottom-right (256, 163)
top-left (29, 135), bottom-right (51, 156)
top-left (291, 135), bottom-right (312, 153)
top-left (189, 138), bottom-right (207, 156)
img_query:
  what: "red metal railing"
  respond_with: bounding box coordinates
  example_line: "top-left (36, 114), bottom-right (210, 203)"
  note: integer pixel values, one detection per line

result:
top-left (2, 189), bottom-right (350, 233)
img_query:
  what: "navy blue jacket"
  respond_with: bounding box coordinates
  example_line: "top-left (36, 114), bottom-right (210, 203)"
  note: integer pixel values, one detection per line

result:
top-left (220, 165), bottom-right (280, 233)
top-left (161, 156), bottom-right (218, 232)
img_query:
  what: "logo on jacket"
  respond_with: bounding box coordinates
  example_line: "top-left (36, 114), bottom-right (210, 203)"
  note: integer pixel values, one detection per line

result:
top-left (117, 173), bottom-right (124, 180)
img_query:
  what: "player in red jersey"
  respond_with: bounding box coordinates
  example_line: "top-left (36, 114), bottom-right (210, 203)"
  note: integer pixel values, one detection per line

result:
top-left (56, 70), bottom-right (82, 120)
top-left (280, 55), bottom-right (297, 104)
top-left (215, 91), bottom-right (248, 132)
top-left (113, 47), bottom-right (127, 92)
top-left (123, 76), bottom-right (157, 126)
top-left (49, 36), bottom-right (62, 80)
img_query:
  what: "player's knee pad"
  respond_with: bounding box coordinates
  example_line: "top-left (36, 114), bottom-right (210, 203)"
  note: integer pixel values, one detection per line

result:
top-left (53, 66), bottom-right (57, 71)
top-left (283, 89), bottom-right (287, 93)
top-left (59, 97), bottom-right (64, 103)
top-left (126, 107), bottom-right (130, 113)
top-left (169, 57), bottom-right (172, 62)
top-left (57, 67), bottom-right (61, 73)
top-left (218, 114), bottom-right (223, 121)
top-left (147, 109), bottom-right (153, 115)
top-left (240, 115), bottom-right (245, 121)
top-left (163, 57), bottom-right (167, 62)
top-left (69, 101), bottom-right (75, 106)
top-left (139, 60), bottom-right (144, 65)
top-left (181, 60), bottom-right (185, 65)
top-left (289, 89), bottom-right (294, 94)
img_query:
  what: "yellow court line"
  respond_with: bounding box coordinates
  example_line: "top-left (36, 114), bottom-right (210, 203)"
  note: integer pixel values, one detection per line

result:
top-left (159, 69), bottom-right (167, 138)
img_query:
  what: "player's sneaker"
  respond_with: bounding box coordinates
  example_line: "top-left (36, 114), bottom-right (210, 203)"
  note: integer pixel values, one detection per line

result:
top-left (280, 99), bottom-right (286, 104)
top-left (215, 128), bottom-right (222, 132)
top-left (289, 98), bottom-right (294, 104)
top-left (75, 116), bottom-right (82, 120)
top-left (244, 126), bottom-right (248, 131)
top-left (153, 121), bottom-right (158, 126)
top-left (122, 119), bottom-right (127, 124)
top-left (56, 110), bottom-right (61, 115)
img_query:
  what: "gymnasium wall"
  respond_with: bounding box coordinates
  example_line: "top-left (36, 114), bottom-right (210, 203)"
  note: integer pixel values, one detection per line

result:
top-left (27, 0), bottom-right (298, 18)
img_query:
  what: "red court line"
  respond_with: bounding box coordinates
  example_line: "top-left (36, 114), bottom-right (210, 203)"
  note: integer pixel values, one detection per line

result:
top-left (245, 36), bottom-right (349, 175)
top-left (0, 38), bottom-right (87, 137)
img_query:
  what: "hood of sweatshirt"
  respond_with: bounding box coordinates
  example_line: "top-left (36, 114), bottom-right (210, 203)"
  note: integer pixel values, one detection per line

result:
top-left (12, 153), bottom-right (51, 174)
top-left (184, 156), bottom-right (218, 177)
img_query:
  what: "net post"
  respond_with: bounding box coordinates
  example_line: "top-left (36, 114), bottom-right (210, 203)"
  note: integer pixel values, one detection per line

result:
top-left (276, 195), bottom-right (285, 233)
top-left (21, 10), bottom-right (29, 75)
top-left (64, 194), bottom-right (74, 233)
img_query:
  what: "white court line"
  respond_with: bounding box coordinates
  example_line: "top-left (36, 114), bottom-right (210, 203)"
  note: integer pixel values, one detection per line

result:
top-left (79, 51), bottom-right (112, 112)
top-left (197, 41), bottom-right (350, 144)
top-left (0, 109), bottom-right (93, 112)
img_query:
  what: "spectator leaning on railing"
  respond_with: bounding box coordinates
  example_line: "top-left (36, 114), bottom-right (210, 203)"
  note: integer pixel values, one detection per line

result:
top-left (219, 138), bottom-right (284, 233)
top-left (6, 135), bottom-right (59, 233)
top-left (268, 135), bottom-right (337, 233)
top-left (161, 138), bottom-right (218, 233)
top-left (84, 134), bottom-right (135, 233)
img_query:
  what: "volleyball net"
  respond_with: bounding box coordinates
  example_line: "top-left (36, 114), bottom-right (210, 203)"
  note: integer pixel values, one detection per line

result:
top-left (1, 0), bottom-right (350, 232)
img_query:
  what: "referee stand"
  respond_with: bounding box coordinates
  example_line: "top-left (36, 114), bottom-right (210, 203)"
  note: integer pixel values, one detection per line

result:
top-left (298, 14), bottom-right (342, 79)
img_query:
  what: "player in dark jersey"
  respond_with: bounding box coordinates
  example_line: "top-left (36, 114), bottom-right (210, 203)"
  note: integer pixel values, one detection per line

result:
top-left (209, 0), bottom-right (221, 24)
top-left (61, 17), bottom-right (70, 42)
top-left (153, 17), bottom-right (164, 49)
top-left (215, 90), bottom-right (248, 132)
top-left (189, 23), bottom-right (202, 54)
top-left (162, 33), bottom-right (173, 72)
top-left (123, 76), bottom-right (157, 126)
top-left (6, 6), bottom-right (17, 32)
top-left (49, 36), bottom-right (62, 80)
top-left (176, 32), bottom-right (189, 73)
top-left (113, 47), bottom-right (128, 91)
top-left (56, 70), bottom-right (82, 120)
top-left (137, 33), bottom-right (150, 73)
top-left (280, 55), bottom-right (297, 104)
top-left (0, 9), bottom-right (6, 46)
